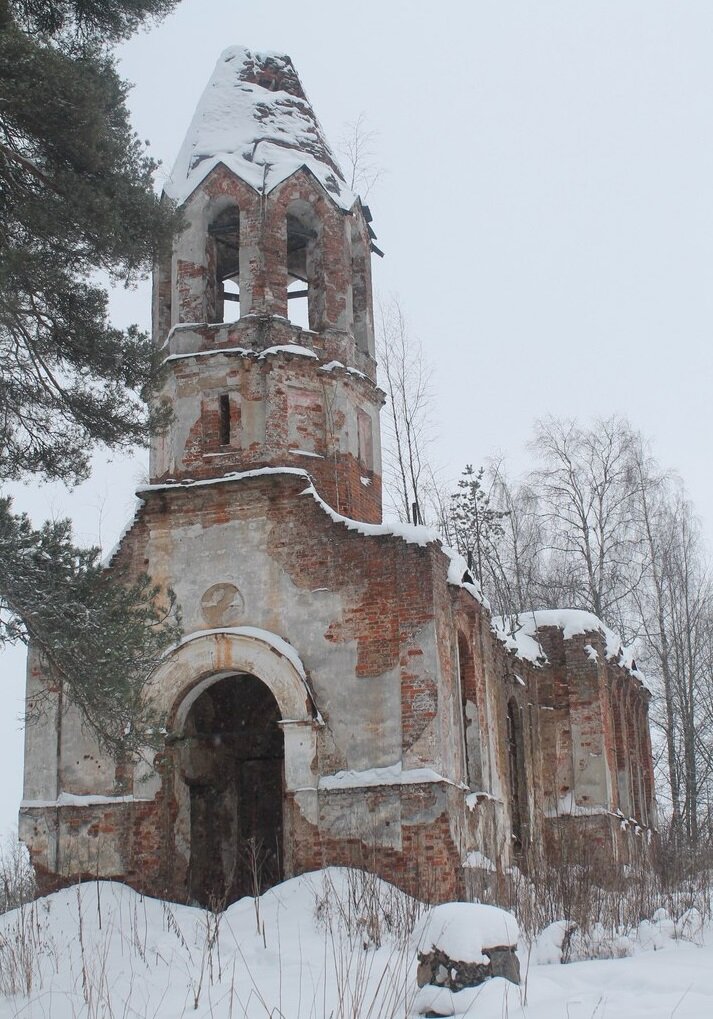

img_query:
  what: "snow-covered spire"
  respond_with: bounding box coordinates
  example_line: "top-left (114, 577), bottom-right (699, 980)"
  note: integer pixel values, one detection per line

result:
top-left (164, 46), bottom-right (356, 210)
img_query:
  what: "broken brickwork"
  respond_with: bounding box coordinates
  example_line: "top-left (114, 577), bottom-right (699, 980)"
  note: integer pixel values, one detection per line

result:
top-left (20, 46), bottom-right (655, 906)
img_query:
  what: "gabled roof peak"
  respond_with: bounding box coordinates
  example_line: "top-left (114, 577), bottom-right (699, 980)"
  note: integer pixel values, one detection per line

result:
top-left (164, 45), bottom-right (356, 211)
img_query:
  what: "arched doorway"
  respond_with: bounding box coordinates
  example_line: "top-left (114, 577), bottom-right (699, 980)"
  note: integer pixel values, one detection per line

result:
top-left (143, 629), bottom-right (319, 906)
top-left (179, 673), bottom-right (284, 907)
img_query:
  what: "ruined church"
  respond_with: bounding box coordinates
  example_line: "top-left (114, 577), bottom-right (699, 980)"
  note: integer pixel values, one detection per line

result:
top-left (20, 47), bottom-right (656, 906)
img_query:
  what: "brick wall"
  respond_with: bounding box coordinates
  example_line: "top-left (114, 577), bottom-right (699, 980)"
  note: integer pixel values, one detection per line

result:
top-left (28, 476), bottom-right (656, 904)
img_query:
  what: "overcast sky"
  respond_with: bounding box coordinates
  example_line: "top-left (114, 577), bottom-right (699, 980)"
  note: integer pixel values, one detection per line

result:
top-left (2, 0), bottom-right (712, 837)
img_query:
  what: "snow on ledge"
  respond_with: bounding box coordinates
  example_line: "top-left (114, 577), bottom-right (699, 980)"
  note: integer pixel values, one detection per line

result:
top-left (463, 850), bottom-right (496, 872)
top-left (291, 449), bottom-right (324, 459)
top-left (169, 625), bottom-right (308, 680)
top-left (137, 465), bottom-right (311, 494)
top-left (160, 322), bottom-right (205, 350)
top-left (100, 497), bottom-right (145, 568)
top-left (318, 762), bottom-right (464, 791)
top-left (21, 793), bottom-right (153, 809)
top-left (163, 343), bottom-right (318, 366)
top-left (465, 790), bottom-right (498, 810)
top-left (544, 792), bottom-right (611, 819)
top-left (258, 343), bottom-right (318, 359)
top-left (307, 487), bottom-right (441, 546)
top-left (301, 483), bottom-right (487, 605)
top-left (163, 345), bottom-right (251, 364)
top-left (318, 360), bottom-right (369, 382)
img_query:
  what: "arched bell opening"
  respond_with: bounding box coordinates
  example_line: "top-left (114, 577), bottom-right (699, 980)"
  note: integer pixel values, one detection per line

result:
top-left (286, 200), bottom-right (321, 331)
top-left (178, 672), bottom-right (285, 907)
top-left (207, 205), bottom-right (242, 324)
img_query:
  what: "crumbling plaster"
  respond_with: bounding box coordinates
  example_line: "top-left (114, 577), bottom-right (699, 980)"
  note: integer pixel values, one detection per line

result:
top-left (19, 45), bottom-right (656, 904)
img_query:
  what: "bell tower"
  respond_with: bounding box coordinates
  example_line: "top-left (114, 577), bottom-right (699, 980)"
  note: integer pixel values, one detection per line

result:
top-left (150, 47), bottom-right (384, 523)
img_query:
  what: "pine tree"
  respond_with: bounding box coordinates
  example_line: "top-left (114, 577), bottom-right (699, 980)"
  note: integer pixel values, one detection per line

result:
top-left (0, 500), bottom-right (180, 758)
top-left (451, 465), bottom-right (509, 590)
top-left (0, 0), bottom-right (181, 481)
top-left (0, 0), bottom-right (182, 757)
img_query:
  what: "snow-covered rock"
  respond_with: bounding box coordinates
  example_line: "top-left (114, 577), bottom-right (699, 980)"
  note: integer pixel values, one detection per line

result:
top-left (414, 902), bottom-right (520, 992)
top-left (415, 901), bottom-right (519, 962)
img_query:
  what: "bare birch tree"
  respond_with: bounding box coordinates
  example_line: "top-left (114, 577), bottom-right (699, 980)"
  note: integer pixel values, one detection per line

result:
top-left (377, 297), bottom-right (434, 524)
top-left (630, 452), bottom-right (713, 846)
top-left (488, 464), bottom-right (547, 619)
top-left (338, 112), bottom-right (384, 199)
top-left (528, 416), bottom-right (646, 631)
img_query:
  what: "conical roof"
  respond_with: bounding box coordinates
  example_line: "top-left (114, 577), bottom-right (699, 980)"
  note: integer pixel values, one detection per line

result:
top-left (164, 46), bottom-right (356, 210)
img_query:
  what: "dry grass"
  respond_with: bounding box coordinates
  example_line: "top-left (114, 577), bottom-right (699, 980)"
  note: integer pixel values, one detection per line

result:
top-left (497, 823), bottom-right (713, 960)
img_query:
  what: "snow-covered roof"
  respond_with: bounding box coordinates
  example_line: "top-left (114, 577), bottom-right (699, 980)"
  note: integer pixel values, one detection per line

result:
top-left (164, 46), bottom-right (356, 211)
top-left (136, 466), bottom-right (486, 605)
top-left (493, 608), bottom-right (647, 685)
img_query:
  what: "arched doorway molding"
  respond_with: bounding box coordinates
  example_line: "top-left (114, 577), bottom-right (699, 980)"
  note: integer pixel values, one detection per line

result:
top-left (145, 628), bottom-right (320, 794)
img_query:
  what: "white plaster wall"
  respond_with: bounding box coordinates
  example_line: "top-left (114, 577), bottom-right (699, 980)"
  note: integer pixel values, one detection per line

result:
top-left (145, 513), bottom-right (404, 775)
top-left (22, 648), bottom-right (59, 802)
top-left (58, 699), bottom-right (116, 797)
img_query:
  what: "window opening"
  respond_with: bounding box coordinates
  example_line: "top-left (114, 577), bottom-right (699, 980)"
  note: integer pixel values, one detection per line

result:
top-left (612, 692), bottom-right (630, 815)
top-left (507, 698), bottom-right (528, 857)
top-left (640, 712), bottom-right (654, 826)
top-left (629, 704), bottom-right (645, 823)
top-left (219, 394), bottom-right (231, 446)
top-left (458, 633), bottom-right (483, 789)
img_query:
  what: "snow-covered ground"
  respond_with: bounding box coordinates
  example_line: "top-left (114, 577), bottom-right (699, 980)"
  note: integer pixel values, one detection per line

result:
top-left (1, 868), bottom-right (711, 1018)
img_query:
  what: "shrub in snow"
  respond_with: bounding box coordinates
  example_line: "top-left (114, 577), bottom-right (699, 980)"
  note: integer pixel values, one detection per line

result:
top-left (0, 838), bottom-right (34, 915)
top-left (675, 906), bottom-right (704, 942)
top-left (533, 919), bottom-right (574, 965)
top-left (414, 902), bottom-right (520, 991)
